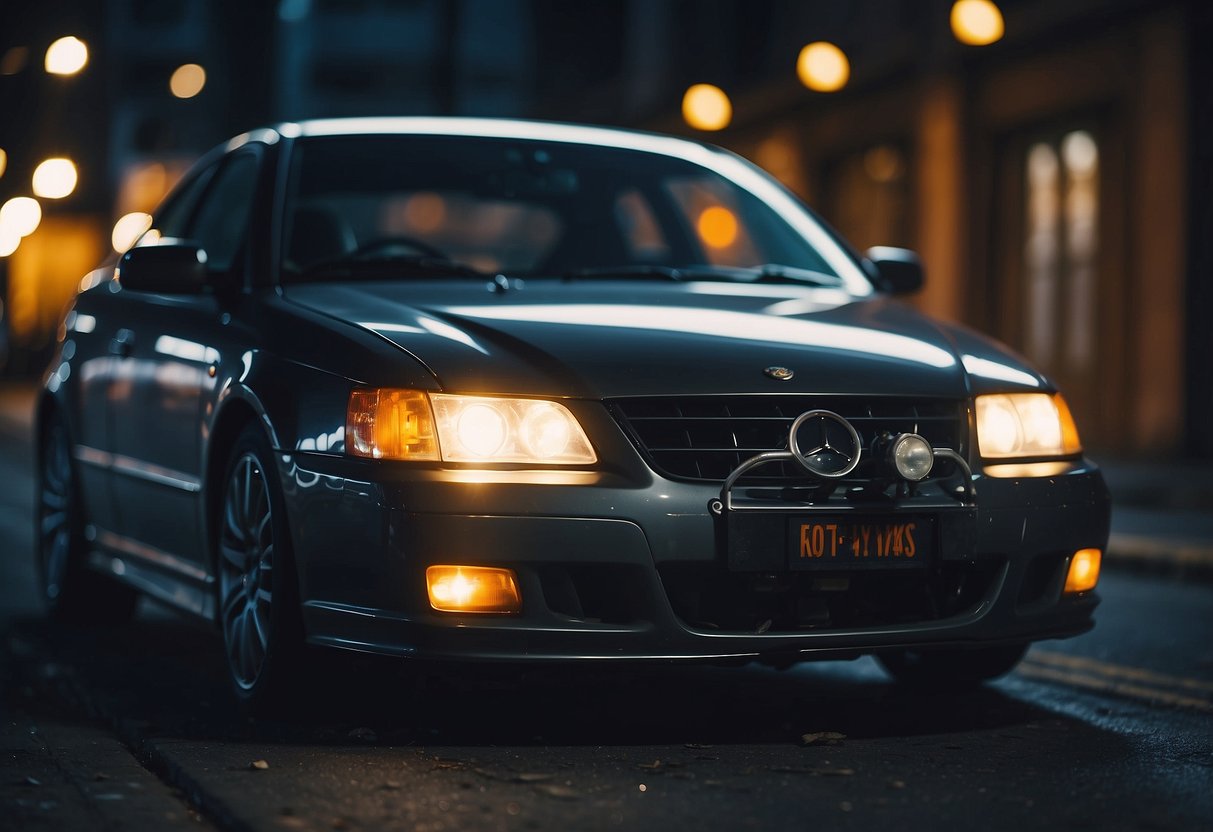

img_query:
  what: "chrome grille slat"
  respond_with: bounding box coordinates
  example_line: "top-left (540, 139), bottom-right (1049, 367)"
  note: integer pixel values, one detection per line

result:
top-left (613, 395), bottom-right (964, 483)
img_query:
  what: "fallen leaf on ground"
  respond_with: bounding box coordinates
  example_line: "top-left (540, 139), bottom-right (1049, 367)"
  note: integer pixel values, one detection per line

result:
top-left (250, 760), bottom-right (270, 771)
top-left (801, 731), bottom-right (846, 746)
top-left (513, 773), bottom-right (554, 783)
top-left (534, 783), bottom-right (579, 800)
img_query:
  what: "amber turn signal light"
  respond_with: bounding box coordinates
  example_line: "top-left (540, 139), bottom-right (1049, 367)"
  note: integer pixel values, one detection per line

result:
top-left (426, 565), bottom-right (522, 614)
top-left (347, 389), bottom-right (439, 460)
top-left (1064, 548), bottom-right (1101, 594)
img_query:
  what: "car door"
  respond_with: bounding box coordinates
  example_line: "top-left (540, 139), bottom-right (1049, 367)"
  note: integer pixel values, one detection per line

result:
top-left (105, 150), bottom-right (262, 593)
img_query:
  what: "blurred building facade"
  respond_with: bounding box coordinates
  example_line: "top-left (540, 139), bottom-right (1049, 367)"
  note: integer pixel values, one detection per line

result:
top-left (0, 0), bottom-right (1207, 458)
top-left (606, 0), bottom-right (1202, 458)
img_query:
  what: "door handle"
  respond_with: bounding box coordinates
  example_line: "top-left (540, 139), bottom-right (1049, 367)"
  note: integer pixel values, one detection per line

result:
top-left (109, 328), bottom-right (135, 358)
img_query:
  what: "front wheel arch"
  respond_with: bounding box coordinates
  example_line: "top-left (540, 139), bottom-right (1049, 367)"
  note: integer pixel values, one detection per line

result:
top-left (214, 422), bottom-right (306, 712)
top-left (204, 398), bottom-right (264, 587)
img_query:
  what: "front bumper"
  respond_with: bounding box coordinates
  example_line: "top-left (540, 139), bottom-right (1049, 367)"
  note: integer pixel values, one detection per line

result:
top-left (279, 445), bottom-right (1110, 664)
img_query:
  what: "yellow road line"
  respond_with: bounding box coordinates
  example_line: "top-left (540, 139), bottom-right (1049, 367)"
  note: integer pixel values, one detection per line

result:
top-left (1029, 649), bottom-right (1213, 695)
top-left (1017, 662), bottom-right (1213, 713)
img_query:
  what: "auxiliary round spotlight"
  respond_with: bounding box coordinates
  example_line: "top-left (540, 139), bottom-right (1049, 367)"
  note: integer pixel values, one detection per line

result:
top-left (891, 433), bottom-right (934, 481)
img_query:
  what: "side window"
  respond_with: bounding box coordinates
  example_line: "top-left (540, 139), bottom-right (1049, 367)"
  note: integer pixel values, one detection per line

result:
top-left (186, 153), bottom-right (259, 272)
top-left (145, 164), bottom-right (218, 242)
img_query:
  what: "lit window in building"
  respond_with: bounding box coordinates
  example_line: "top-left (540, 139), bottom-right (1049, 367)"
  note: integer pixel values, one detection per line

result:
top-left (1023, 130), bottom-right (1099, 374)
top-left (1025, 142), bottom-right (1060, 367)
top-left (1062, 130), bottom-right (1099, 371)
top-left (818, 144), bottom-right (911, 252)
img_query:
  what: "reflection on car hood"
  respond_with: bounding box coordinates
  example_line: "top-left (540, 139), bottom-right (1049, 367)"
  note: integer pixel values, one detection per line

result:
top-left (284, 281), bottom-right (1047, 399)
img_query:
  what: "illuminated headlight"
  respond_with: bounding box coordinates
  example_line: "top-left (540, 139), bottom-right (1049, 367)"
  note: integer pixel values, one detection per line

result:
top-left (347, 388), bottom-right (596, 464)
top-left (975, 393), bottom-right (1082, 459)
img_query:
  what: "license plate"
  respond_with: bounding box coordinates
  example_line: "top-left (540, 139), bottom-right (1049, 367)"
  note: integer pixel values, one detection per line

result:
top-left (787, 517), bottom-right (932, 569)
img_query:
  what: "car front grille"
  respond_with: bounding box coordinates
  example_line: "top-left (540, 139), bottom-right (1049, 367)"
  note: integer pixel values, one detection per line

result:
top-left (610, 395), bottom-right (966, 482)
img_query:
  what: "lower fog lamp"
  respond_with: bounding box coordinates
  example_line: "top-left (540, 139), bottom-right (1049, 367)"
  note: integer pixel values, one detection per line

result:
top-left (1063, 548), bottom-right (1101, 594)
top-left (426, 565), bottom-right (522, 614)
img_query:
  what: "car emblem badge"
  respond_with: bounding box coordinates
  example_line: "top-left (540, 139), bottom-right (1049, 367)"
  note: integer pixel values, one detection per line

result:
top-left (764, 366), bottom-right (794, 381)
top-left (788, 410), bottom-right (863, 478)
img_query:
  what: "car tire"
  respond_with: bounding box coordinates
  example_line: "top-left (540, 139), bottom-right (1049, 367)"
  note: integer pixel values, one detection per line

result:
top-left (876, 643), bottom-right (1028, 687)
top-left (36, 409), bottom-right (138, 625)
top-left (215, 425), bottom-right (305, 717)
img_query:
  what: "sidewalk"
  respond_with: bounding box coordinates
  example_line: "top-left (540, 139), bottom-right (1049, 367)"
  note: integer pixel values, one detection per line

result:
top-left (2, 379), bottom-right (1210, 578)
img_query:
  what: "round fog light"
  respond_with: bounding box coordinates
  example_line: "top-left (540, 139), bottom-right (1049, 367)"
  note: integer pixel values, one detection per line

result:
top-left (891, 433), bottom-right (934, 481)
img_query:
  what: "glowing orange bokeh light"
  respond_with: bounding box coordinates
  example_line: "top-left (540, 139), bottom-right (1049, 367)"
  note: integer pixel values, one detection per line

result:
top-left (697, 205), bottom-right (739, 249)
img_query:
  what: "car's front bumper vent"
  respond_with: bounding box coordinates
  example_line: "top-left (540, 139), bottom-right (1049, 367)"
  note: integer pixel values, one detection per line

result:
top-left (610, 395), bottom-right (965, 483)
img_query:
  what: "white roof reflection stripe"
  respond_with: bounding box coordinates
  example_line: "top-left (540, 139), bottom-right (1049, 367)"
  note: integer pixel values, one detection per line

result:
top-left (446, 304), bottom-right (957, 368)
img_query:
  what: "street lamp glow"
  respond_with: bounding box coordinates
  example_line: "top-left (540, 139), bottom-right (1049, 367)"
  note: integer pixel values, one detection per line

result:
top-left (112, 212), bottom-right (153, 252)
top-left (0, 197), bottom-right (42, 238)
top-left (32, 158), bottom-right (78, 199)
top-left (951, 0), bottom-right (1005, 46)
top-left (797, 42), bottom-right (850, 92)
top-left (0, 226), bottom-right (19, 257)
top-left (169, 63), bottom-right (207, 98)
top-left (44, 36), bottom-right (89, 75)
top-left (681, 84), bottom-right (732, 132)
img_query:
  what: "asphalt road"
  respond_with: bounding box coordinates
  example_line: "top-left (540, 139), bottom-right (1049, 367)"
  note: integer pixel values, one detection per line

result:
top-left (1, 396), bottom-right (1210, 831)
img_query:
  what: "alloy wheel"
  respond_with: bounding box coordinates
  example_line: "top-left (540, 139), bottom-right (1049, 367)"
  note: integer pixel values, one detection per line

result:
top-left (218, 453), bottom-right (275, 691)
top-left (39, 421), bottom-right (73, 602)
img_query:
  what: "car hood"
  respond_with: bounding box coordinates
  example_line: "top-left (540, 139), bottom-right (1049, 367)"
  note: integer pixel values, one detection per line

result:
top-left (284, 280), bottom-right (1048, 399)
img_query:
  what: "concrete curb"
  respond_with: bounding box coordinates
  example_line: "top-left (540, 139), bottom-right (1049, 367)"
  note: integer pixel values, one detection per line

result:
top-left (114, 718), bottom-right (255, 832)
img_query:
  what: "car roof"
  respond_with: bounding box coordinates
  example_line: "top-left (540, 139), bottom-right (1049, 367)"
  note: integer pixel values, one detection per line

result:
top-left (272, 116), bottom-right (725, 162)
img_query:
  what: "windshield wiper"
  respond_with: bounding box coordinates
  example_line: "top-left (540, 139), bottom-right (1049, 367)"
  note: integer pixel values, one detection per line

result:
top-left (294, 254), bottom-right (491, 282)
top-left (558, 263), bottom-right (843, 287)
top-left (560, 265), bottom-right (684, 282)
top-left (746, 264), bottom-right (844, 287)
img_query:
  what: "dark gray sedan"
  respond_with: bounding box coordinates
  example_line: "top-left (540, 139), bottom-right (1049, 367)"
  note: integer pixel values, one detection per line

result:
top-left (35, 118), bottom-right (1110, 712)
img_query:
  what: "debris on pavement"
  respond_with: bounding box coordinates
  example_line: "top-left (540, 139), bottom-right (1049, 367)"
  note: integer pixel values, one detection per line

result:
top-left (800, 731), bottom-right (847, 746)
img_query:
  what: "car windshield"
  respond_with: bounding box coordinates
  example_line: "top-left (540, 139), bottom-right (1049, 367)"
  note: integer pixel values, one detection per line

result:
top-left (280, 133), bottom-right (865, 289)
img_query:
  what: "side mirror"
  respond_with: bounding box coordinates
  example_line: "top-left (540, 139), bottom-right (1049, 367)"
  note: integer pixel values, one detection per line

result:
top-left (864, 246), bottom-right (925, 295)
top-left (116, 242), bottom-right (209, 294)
